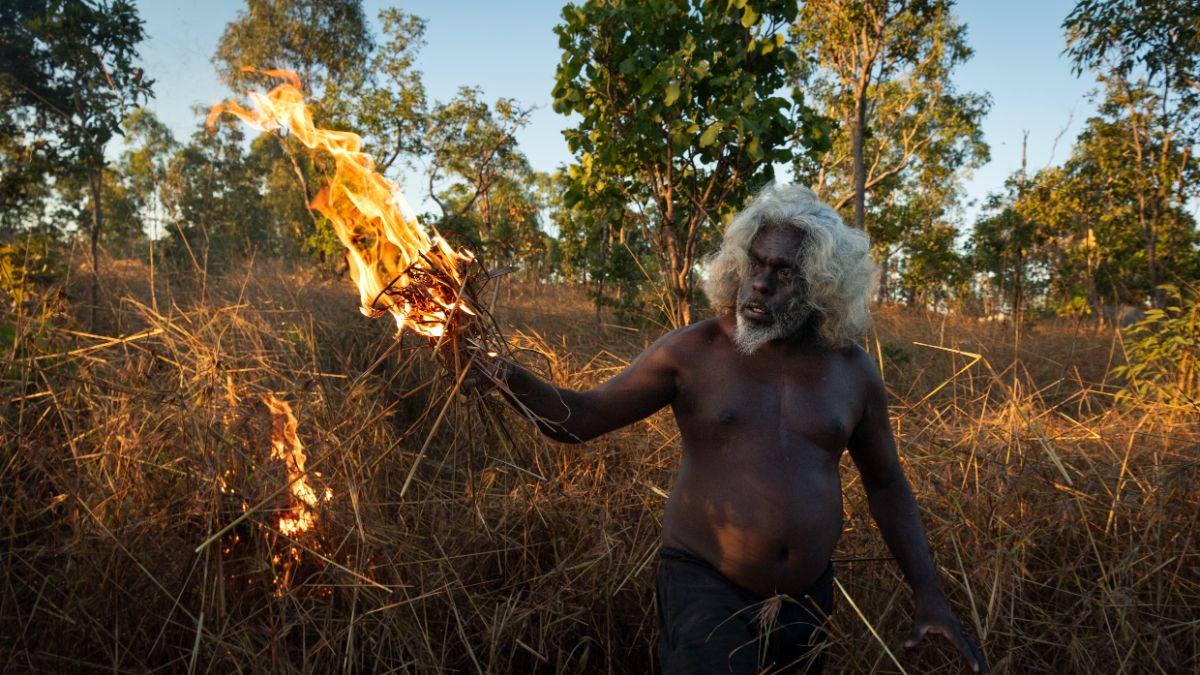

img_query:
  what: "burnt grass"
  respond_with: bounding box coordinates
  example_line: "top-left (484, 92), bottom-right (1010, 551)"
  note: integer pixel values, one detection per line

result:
top-left (2, 257), bottom-right (1197, 673)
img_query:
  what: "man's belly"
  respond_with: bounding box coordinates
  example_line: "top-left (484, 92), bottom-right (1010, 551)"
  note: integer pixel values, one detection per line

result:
top-left (661, 455), bottom-right (843, 597)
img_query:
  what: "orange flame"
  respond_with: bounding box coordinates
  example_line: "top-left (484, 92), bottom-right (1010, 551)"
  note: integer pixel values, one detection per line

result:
top-left (264, 395), bottom-right (331, 536)
top-left (208, 69), bottom-right (475, 338)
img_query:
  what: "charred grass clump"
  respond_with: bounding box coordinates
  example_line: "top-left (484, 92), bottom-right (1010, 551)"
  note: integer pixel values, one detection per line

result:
top-left (2, 258), bottom-right (1198, 673)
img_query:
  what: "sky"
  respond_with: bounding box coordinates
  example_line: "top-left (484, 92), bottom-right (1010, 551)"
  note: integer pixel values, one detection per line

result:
top-left (132, 0), bottom-right (1099, 224)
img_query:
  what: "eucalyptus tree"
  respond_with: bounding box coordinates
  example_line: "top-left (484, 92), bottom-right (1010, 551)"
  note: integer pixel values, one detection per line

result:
top-left (793, 0), bottom-right (988, 238)
top-left (160, 120), bottom-right (271, 279)
top-left (425, 90), bottom-right (529, 225)
top-left (215, 1), bottom-right (430, 266)
top-left (1065, 0), bottom-right (1200, 306)
top-left (969, 180), bottom-right (1049, 322)
top-left (1020, 97), bottom-right (1200, 313)
top-left (214, 0), bottom-right (372, 98)
top-left (0, 0), bottom-right (154, 327)
top-left (553, 0), bottom-right (826, 327)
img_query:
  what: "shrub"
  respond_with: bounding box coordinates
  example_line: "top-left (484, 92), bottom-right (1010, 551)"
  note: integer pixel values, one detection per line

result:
top-left (1111, 284), bottom-right (1200, 407)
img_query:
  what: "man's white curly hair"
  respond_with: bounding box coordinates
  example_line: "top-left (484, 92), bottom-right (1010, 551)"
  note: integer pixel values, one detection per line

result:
top-left (703, 184), bottom-right (877, 348)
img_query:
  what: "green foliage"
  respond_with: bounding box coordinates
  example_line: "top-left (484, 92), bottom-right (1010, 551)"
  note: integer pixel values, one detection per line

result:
top-left (794, 0), bottom-right (989, 285)
top-left (547, 170), bottom-right (659, 321)
top-left (553, 0), bottom-right (823, 326)
top-left (0, 0), bottom-right (153, 169)
top-left (245, 132), bottom-right (330, 260)
top-left (0, 232), bottom-right (68, 357)
top-left (424, 88), bottom-right (552, 276)
top-left (1006, 81), bottom-right (1200, 315)
top-left (158, 120), bottom-right (275, 269)
top-left (0, 237), bottom-right (65, 309)
top-left (214, 0), bottom-right (372, 99)
top-left (1065, 0), bottom-right (1200, 110)
top-left (353, 9), bottom-right (428, 169)
top-left (0, 0), bottom-right (153, 326)
top-left (214, 1), bottom-right (431, 271)
top-left (1064, 0), bottom-right (1200, 308)
top-left (968, 177), bottom-right (1049, 318)
top-left (1111, 285), bottom-right (1200, 407)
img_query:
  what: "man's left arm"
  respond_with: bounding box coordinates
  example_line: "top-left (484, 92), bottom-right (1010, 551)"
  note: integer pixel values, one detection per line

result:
top-left (846, 348), bottom-right (989, 674)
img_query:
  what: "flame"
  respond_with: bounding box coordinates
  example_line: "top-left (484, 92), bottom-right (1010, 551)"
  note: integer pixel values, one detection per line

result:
top-left (208, 68), bottom-right (475, 338)
top-left (264, 394), bottom-right (330, 536)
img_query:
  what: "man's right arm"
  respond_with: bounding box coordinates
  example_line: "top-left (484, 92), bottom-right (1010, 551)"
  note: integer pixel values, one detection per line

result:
top-left (478, 332), bottom-right (680, 443)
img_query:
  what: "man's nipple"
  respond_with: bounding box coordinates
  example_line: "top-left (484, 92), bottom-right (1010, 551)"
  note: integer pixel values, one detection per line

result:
top-left (719, 409), bottom-right (737, 425)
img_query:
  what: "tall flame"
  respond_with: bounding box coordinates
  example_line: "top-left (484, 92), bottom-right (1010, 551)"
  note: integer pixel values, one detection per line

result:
top-left (208, 69), bottom-right (475, 338)
top-left (264, 394), bottom-right (331, 536)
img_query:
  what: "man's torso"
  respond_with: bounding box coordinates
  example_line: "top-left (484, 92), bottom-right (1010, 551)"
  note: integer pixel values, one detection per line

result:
top-left (659, 316), bottom-right (866, 597)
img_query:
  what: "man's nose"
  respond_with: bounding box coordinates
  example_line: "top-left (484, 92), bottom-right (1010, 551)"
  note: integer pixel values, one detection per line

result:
top-left (752, 270), bottom-right (773, 295)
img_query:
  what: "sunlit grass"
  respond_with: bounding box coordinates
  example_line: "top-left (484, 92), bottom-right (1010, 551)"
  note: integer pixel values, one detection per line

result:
top-left (2, 257), bottom-right (1196, 673)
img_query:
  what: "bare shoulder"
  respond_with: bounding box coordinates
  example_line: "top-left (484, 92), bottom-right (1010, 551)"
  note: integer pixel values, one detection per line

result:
top-left (843, 342), bottom-right (879, 371)
top-left (834, 342), bottom-right (887, 398)
top-left (653, 316), bottom-right (727, 349)
top-left (637, 317), bottom-right (729, 367)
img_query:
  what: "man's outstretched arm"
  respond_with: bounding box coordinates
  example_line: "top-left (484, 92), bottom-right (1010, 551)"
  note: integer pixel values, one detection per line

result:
top-left (846, 349), bottom-right (990, 674)
top-left (469, 331), bottom-right (679, 443)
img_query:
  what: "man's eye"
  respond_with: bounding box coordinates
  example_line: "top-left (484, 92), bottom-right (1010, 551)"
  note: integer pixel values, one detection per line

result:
top-left (778, 268), bottom-right (794, 280)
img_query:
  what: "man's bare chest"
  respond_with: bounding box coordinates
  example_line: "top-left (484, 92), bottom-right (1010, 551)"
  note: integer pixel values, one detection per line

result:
top-left (671, 354), bottom-right (862, 453)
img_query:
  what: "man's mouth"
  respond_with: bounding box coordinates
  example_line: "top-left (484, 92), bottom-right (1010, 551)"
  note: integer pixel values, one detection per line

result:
top-left (740, 302), bottom-right (772, 321)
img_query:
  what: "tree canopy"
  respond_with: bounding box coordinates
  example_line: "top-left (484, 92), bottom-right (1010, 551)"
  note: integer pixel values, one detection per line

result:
top-left (553, 0), bottom-right (828, 326)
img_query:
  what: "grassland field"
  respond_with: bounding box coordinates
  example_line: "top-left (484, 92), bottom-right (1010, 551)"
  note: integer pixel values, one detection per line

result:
top-left (1, 256), bottom-right (1197, 673)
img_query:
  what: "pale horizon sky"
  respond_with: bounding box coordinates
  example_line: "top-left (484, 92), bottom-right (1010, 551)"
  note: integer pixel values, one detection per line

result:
top-left (132, 0), bottom-right (1099, 226)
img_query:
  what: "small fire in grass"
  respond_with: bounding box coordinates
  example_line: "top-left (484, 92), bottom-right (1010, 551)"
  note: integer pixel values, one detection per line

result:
top-left (207, 68), bottom-right (477, 341)
top-left (265, 394), bottom-right (332, 537)
top-left (215, 393), bottom-right (336, 598)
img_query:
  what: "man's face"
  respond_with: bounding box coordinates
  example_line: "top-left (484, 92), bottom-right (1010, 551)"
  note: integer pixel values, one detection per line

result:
top-left (732, 223), bottom-right (811, 355)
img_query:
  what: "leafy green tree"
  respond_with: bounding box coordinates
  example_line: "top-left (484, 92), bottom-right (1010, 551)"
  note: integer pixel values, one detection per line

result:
top-left (793, 0), bottom-right (989, 236)
top-left (895, 218), bottom-right (965, 308)
top-left (246, 133), bottom-right (315, 258)
top-left (159, 120), bottom-right (271, 282)
top-left (1111, 284), bottom-right (1200, 407)
top-left (436, 169), bottom-right (552, 280)
top-left (215, 1), bottom-right (430, 268)
top-left (425, 89), bottom-right (529, 221)
top-left (214, 0), bottom-right (371, 98)
top-left (423, 87), bottom-right (550, 273)
top-left (969, 164), bottom-right (1049, 322)
top-left (353, 9), bottom-right (428, 171)
top-left (116, 109), bottom-right (178, 242)
top-left (1019, 92), bottom-right (1200, 313)
top-left (1065, 0), bottom-right (1199, 109)
top-left (0, 0), bottom-right (153, 327)
top-left (545, 169), bottom-right (656, 327)
top-left (1065, 0), bottom-right (1200, 307)
top-left (553, 0), bottom-right (825, 327)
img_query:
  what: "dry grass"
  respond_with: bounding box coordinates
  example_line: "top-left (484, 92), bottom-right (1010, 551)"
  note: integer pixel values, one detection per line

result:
top-left (1, 258), bottom-right (1197, 673)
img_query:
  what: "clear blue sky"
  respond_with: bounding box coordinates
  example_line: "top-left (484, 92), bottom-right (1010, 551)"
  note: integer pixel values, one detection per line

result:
top-left (133, 0), bottom-right (1097, 223)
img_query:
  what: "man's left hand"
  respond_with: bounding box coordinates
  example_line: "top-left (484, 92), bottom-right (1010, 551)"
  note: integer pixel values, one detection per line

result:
top-left (904, 599), bottom-right (990, 673)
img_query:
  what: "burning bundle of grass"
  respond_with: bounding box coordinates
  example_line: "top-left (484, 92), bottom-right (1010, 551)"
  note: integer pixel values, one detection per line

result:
top-left (207, 68), bottom-right (505, 374)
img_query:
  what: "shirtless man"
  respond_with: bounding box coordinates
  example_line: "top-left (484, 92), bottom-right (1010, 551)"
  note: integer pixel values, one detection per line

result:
top-left (471, 185), bottom-right (987, 674)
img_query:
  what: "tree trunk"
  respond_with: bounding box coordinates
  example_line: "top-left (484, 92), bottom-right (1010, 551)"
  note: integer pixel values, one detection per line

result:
top-left (852, 81), bottom-right (868, 231)
top-left (594, 216), bottom-right (609, 336)
top-left (876, 251), bottom-right (889, 305)
top-left (672, 275), bottom-right (693, 328)
top-left (89, 163), bottom-right (103, 331)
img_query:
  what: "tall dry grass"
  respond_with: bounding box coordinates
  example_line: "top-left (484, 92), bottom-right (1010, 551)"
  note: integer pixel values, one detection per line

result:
top-left (1, 258), bottom-right (1196, 673)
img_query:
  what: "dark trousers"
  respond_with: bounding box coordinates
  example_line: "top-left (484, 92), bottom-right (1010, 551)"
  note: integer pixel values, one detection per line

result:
top-left (656, 547), bottom-right (834, 675)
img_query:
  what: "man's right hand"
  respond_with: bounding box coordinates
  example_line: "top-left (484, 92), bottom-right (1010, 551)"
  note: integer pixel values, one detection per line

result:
top-left (904, 598), bottom-right (990, 674)
top-left (458, 348), bottom-right (510, 395)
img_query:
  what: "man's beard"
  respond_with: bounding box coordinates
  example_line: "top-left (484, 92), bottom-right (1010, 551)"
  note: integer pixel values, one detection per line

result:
top-left (732, 300), bottom-right (812, 356)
